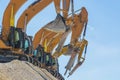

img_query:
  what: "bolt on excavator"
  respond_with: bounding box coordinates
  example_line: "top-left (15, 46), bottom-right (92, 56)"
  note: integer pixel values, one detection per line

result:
top-left (0, 0), bottom-right (89, 79)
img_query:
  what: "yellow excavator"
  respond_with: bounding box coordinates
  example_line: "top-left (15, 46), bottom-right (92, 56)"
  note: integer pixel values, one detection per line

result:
top-left (2, 0), bottom-right (27, 42)
top-left (33, 0), bottom-right (88, 77)
top-left (0, 0), bottom-right (27, 56)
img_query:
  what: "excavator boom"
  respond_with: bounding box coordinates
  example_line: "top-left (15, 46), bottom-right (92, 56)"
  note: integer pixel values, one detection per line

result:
top-left (70, 7), bottom-right (88, 45)
top-left (17, 0), bottom-right (52, 31)
top-left (53, 0), bottom-right (61, 14)
top-left (62, 0), bottom-right (70, 19)
top-left (54, 0), bottom-right (70, 19)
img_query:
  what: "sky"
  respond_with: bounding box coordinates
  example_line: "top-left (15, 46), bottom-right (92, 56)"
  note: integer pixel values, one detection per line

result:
top-left (0, 0), bottom-right (120, 80)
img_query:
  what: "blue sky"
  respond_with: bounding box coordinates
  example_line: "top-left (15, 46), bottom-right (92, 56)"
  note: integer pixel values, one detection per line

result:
top-left (0, 0), bottom-right (120, 80)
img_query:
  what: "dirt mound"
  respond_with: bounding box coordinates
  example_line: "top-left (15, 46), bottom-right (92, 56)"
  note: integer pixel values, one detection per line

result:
top-left (0, 60), bottom-right (57, 80)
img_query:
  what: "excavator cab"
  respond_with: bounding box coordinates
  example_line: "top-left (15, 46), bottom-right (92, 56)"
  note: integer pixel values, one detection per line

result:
top-left (15, 28), bottom-right (24, 48)
top-left (33, 44), bottom-right (58, 68)
top-left (8, 27), bottom-right (24, 48)
top-left (8, 27), bottom-right (33, 55)
top-left (23, 36), bottom-right (33, 54)
top-left (44, 53), bottom-right (52, 66)
top-left (33, 44), bottom-right (44, 62)
top-left (8, 27), bottom-right (16, 47)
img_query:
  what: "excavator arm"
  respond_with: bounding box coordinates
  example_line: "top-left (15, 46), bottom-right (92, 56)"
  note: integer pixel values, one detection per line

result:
top-left (47, 34), bottom-right (63, 53)
top-left (68, 39), bottom-right (88, 77)
top-left (62, 0), bottom-right (70, 19)
top-left (53, 0), bottom-right (60, 14)
top-left (76, 39), bottom-right (88, 61)
top-left (53, 45), bottom-right (68, 58)
top-left (70, 7), bottom-right (88, 45)
top-left (54, 0), bottom-right (70, 19)
top-left (33, 28), bottom-right (61, 50)
top-left (16, 0), bottom-right (52, 31)
top-left (2, 0), bottom-right (27, 41)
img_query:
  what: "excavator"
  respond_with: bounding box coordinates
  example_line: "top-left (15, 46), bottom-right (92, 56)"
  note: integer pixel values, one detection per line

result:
top-left (33, 0), bottom-right (88, 77)
top-left (32, 0), bottom-right (71, 77)
top-left (0, 0), bottom-right (30, 62)
top-left (0, 0), bottom-right (89, 79)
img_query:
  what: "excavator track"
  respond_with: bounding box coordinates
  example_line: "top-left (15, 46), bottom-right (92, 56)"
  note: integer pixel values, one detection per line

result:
top-left (0, 49), bottom-right (22, 63)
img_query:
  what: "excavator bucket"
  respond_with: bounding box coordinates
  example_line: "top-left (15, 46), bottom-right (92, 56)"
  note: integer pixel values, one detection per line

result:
top-left (43, 14), bottom-right (67, 33)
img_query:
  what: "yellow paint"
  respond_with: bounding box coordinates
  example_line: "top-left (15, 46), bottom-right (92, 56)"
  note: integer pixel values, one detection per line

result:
top-left (10, 5), bottom-right (14, 27)
top-left (44, 39), bottom-right (47, 52)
